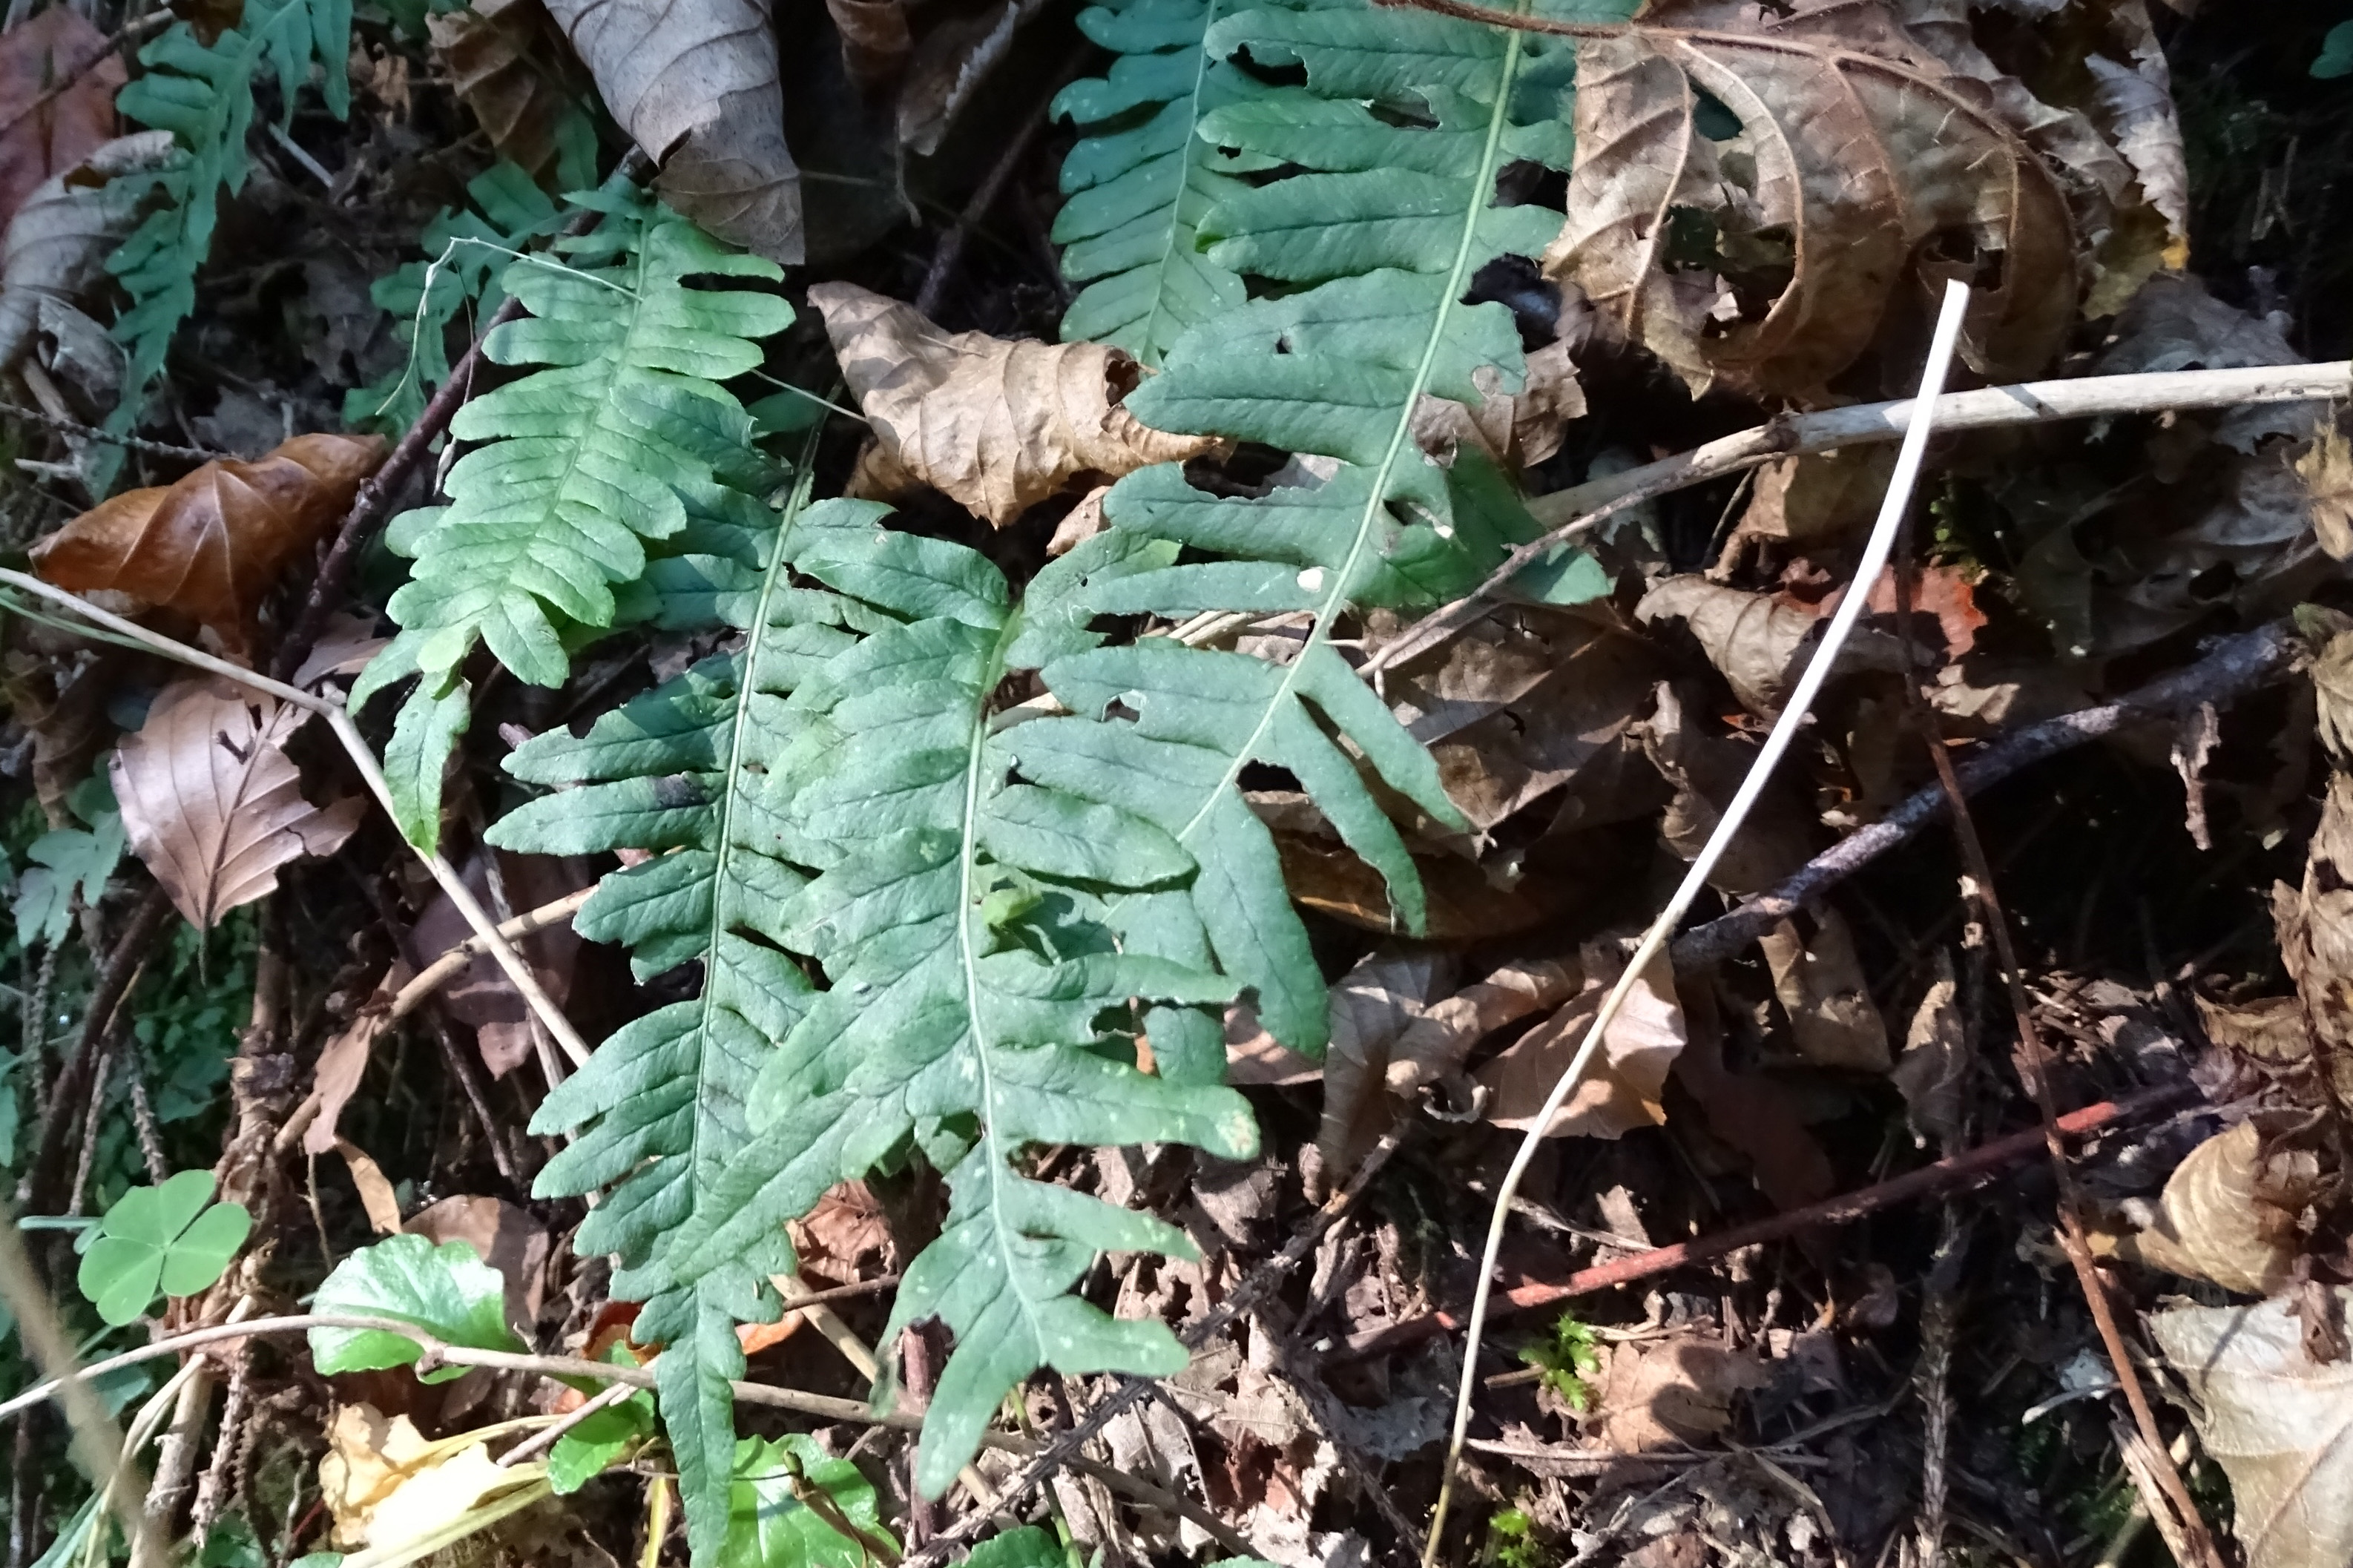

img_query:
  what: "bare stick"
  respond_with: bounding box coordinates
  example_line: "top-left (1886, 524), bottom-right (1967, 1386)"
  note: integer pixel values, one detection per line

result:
top-left (1366, 358), bottom-right (2352, 678)
top-left (496, 1383), bottom-right (634, 1469)
top-left (1894, 536), bottom-right (2225, 1565)
top-left (1668, 621), bottom-right (2297, 970)
top-left (0, 569), bottom-right (594, 1068)
top-left (390, 887), bottom-right (592, 1018)
top-left (22, 887), bottom-right (171, 1214)
top-left (0, 403), bottom-right (219, 464)
top-left (1419, 280), bottom-right (1975, 1564)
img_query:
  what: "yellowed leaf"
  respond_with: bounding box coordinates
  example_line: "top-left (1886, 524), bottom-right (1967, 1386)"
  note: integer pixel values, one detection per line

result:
top-left (333, 1139), bottom-right (404, 1236)
top-left (810, 282), bottom-right (1217, 527)
top-left (109, 678), bottom-right (366, 929)
top-left (321, 1407), bottom-right (541, 1553)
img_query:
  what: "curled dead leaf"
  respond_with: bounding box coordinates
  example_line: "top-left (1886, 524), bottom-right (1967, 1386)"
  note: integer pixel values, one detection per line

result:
top-left (31, 432), bottom-right (383, 653)
top-left (1637, 576), bottom-right (1909, 719)
top-left (0, 130), bottom-right (177, 379)
top-left (2150, 1289), bottom-right (2353, 1568)
top-left (1592, 1333), bottom-right (1770, 1453)
top-left (2277, 774), bottom-right (2353, 1072)
top-left (1316, 949), bottom-right (1454, 1173)
top-left (304, 963), bottom-right (412, 1156)
top-left (1892, 949), bottom-right (1969, 1149)
top-left (1411, 338), bottom-right (1586, 472)
top-left (2126, 1117), bottom-right (2304, 1297)
top-left (810, 282), bottom-right (1217, 527)
top-left (428, 0), bottom-right (590, 182)
top-left (1547, 0), bottom-right (2076, 402)
top-left (542, 0), bottom-right (801, 262)
top-left (108, 678), bottom-right (366, 929)
top-left (1476, 940), bottom-right (1682, 1139)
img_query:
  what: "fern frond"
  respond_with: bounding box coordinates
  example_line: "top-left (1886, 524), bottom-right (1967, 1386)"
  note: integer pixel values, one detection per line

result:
top-left (1013, 0), bottom-right (1615, 1065)
top-left (104, 0), bottom-right (351, 470)
top-left (344, 161), bottom-right (567, 435)
top-left (493, 507), bottom-right (1254, 1555)
top-left (1051, 0), bottom-right (1258, 364)
top-left (350, 191), bottom-right (794, 847)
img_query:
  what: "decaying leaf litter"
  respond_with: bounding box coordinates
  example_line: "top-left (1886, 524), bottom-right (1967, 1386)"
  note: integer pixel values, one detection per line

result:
top-left (0, 1), bottom-right (2349, 1567)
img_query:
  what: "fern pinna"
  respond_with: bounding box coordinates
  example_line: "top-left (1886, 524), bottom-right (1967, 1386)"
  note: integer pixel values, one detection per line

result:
top-left (1052, 0), bottom-right (1254, 363)
top-left (105, 0), bottom-right (352, 478)
top-left (491, 504), bottom-right (1258, 1556)
top-left (349, 189), bottom-right (793, 847)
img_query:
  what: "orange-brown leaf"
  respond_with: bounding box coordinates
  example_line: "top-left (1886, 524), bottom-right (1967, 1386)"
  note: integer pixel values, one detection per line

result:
top-left (31, 432), bottom-right (382, 651)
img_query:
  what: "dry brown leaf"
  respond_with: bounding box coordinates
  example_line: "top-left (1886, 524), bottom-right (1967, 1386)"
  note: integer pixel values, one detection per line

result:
top-left (1637, 576), bottom-right (1909, 719)
top-left (304, 961), bottom-right (411, 1156)
top-left (1271, 826), bottom-right (1559, 940)
top-left (541, 0), bottom-right (800, 263)
top-left (2297, 424), bottom-right (2353, 563)
top-left (31, 432), bottom-right (383, 653)
top-left (409, 1195), bottom-right (551, 1338)
top-left (0, 638), bottom-right (132, 820)
top-left (2277, 773), bottom-right (2353, 1072)
top-left (428, 0), bottom-right (588, 181)
top-left (2150, 1289), bottom-right (2353, 1568)
top-left (1592, 1334), bottom-right (1770, 1452)
top-left (1382, 959), bottom-right (1579, 1097)
top-left (811, 282), bottom-right (1216, 527)
top-left (1726, 447), bottom-right (1897, 558)
top-left (788, 1180), bottom-right (896, 1284)
top-left (893, 0), bottom-right (1042, 154)
top-left (1411, 338), bottom-right (1586, 471)
top-left (1757, 912), bottom-right (1890, 1072)
top-left (1546, 0), bottom-right (2076, 403)
top-left (825, 0), bottom-right (909, 85)
top-left (109, 678), bottom-right (365, 929)
top-left (1317, 949), bottom-right (1453, 1172)
top-left (2127, 1118), bottom-right (2302, 1297)
top-left (0, 9), bottom-right (124, 231)
top-left (1891, 949), bottom-right (1969, 1149)
top-left (410, 851), bottom-right (588, 1078)
top-left (1675, 978), bottom-right (1834, 1210)
top-left (1477, 940), bottom-right (1682, 1138)
top-left (332, 1138), bottom-right (404, 1236)
top-left (0, 130), bottom-right (176, 379)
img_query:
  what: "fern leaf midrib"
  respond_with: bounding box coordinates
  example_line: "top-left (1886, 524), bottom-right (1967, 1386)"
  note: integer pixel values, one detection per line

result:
top-left (952, 607), bottom-right (1050, 1347)
top-left (688, 464), bottom-right (817, 1193)
top-left (524, 246), bottom-right (656, 584)
top-left (1137, 0), bottom-right (1232, 358)
top-left (1171, 7), bottom-right (1528, 851)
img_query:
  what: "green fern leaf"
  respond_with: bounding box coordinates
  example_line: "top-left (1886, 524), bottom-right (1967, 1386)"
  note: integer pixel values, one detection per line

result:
top-left (344, 161), bottom-right (568, 435)
top-left (493, 502), bottom-right (1253, 1555)
top-left (103, 0), bottom-right (351, 477)
top-left (351, 191), bottom-right (794, 848)
top-left (1052, 0), bottom-right (1261, 363)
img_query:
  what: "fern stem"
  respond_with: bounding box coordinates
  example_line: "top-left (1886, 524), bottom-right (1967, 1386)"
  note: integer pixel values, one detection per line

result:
top-left (1421, 280), bottom-right (1976, 1565)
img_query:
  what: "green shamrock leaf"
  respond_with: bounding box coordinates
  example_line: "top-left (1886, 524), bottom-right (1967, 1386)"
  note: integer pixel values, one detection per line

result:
top-left (75, 1171), bottom-right (251, 1326)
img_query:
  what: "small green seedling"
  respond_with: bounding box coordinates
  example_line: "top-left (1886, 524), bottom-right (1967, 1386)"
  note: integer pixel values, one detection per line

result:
top-left (1519, 1310), bottom-right (1603, 1411)
top-left (2316, 20), bottom-right (2353, 78)
top-left (76, 1171), bottom-right (251, 1325)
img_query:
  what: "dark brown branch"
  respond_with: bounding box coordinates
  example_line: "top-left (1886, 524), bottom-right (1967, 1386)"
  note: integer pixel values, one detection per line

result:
top-left (1329, 1084), bottom-right (2195, 1363)
top-left (1669, 621), bottom-right (2297, 972)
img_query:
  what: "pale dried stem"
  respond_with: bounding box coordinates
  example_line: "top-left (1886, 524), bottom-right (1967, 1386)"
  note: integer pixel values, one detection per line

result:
top-left (1419, 280), bottom-right (1977, 1565)
top-left (1366, 359), bottom-right (2353, 678)
top-left (0, 569), bottom-right (593, 1068)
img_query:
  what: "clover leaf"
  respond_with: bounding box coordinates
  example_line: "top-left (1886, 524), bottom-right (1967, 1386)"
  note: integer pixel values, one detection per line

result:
top-left (308, 1233), bottom-right (523, 1383)
top-left (75, 1171), bottom-right (251, 1325)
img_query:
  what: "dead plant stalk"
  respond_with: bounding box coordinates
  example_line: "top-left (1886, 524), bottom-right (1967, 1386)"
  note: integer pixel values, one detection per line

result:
top-left (1421, 277), bottom-right (1978, 1563)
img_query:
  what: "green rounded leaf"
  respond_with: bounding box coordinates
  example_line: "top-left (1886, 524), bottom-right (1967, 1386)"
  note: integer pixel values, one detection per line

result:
top-left (159, 1202), bottom-right (253, 1297)
top-left (74, 1173), bottom-right (250, 1325)
top-left (309, 1234), bottom-right (524, 1383)
top-left (77, 1237), bottom-right (165, 1328)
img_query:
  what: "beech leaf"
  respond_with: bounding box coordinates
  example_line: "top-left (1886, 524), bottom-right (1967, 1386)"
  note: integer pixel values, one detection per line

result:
top-left (0, 9), bottom-right (126, 231)
top-left (541, 0), bottom-right (802, 263)
top-left (30, 432), bottom-right (384, 652)
top-left (810, 282), bottom-right (1218, 527)
top-left (1546, 0), bottom-right (2076, 401)
top-left (108, 677), bottom-right (366, 929)
top-left (2150, 1290), bottom-right (2353, 1568)
top-left (2127, 1117), bottom-right (2302, 1297)
top-left (428, 0), bottom-right (595, 184)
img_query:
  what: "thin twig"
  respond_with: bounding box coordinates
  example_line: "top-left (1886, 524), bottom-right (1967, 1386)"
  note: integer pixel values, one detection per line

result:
top-left (496, 1382), bottom-right (635, 1469)
top-left (1895, 532), bottom-right (2225, 1567)
top-left (0, 12), bottom-right (171, 141)
top-left (21, 886), bottom-right (171, 1214)
top-left (1364, 359), bottom-right (2353, 678)
top-left (913, 54), bottom-right (1085, 318)
top-left (1329, 1085), bottom-right (2192, 1362)
top-left (1418, 280), bottom-right (1977, 1567)
top-left (386, 887), bottom-right (593, 1021)
top-left (1668, 621), bottom-right (2297, 972)
top-left (0, 403), bottom-right (219, 464)
top-left (0, 569), bottom-right (593, 1070)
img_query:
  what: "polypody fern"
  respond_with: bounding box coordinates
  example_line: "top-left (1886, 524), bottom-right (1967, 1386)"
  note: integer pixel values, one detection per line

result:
top-left (350, 188), bottom-right (792, 847)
